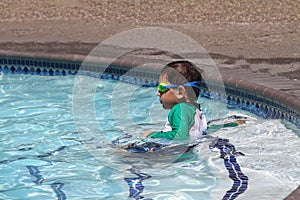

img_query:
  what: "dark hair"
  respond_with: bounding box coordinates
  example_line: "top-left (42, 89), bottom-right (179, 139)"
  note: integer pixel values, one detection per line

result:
top-left (160, 60), bottom-right (203, 100)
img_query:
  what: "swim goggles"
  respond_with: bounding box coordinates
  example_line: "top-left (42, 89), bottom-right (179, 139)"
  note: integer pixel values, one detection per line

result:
top-left (157, 81), bottom-right (201, 93)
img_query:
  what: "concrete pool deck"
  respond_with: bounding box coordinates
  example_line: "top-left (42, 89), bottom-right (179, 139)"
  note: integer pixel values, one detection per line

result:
top-left (0, 1), bottom-right (299, 94)
top-left (0, 1), bottom-right (299, 198)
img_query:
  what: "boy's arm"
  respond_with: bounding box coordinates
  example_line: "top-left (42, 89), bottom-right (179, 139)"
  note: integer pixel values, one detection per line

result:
top-left (208, 120), bottom-right (246, 131)
top-left (142, 130), bottom-right (154, 137)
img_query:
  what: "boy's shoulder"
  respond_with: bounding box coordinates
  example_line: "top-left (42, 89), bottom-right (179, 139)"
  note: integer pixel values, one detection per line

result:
top-left (174, 102), bottom-right (198, 109)
top-left (172, 103), bottom-right (198, 113)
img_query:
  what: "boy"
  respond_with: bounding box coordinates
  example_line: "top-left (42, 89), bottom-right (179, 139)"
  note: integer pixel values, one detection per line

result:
top-left (143, 60), bottom-right (207, 143)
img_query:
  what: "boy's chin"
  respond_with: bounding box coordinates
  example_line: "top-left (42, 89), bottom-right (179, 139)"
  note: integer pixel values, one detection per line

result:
top-left (162, 104), bottom-right (172, 110)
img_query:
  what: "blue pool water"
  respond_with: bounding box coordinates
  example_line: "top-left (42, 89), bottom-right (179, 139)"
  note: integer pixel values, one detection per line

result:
top-left (0, 74), bottom-right (299, 200)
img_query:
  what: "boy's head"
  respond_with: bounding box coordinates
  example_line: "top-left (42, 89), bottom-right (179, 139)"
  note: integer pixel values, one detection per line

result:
top-left (158, 60), bottom-right (203, 108)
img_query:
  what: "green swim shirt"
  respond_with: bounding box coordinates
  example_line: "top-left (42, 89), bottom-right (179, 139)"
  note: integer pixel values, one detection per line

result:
top-left (147, 103), bottom-right (207, 141)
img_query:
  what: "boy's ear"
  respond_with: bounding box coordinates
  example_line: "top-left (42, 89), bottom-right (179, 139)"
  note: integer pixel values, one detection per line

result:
top-left (174, 85), bottom-right (186, 99)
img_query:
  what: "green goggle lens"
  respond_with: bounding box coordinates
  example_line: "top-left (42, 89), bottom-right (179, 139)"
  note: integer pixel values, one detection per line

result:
top-left (157, 82), bottom-right (169, 93)
top-left (157, 81), bottom-right (201, 94)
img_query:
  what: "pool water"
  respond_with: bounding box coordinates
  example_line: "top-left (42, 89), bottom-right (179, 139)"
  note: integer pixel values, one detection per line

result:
top-left (0, 74), bottom-right (299, 200)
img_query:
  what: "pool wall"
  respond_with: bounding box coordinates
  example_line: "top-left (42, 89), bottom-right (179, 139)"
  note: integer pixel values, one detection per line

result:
top-left (0, 51), bottom-right (299, 129)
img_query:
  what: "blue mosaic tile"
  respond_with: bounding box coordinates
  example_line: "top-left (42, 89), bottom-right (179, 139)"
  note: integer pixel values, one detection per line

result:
top-left (42, 69), bottom-right (47, 75)
top-left (225, 91), bottom-right (299, 126)
top-left (3, 66), bottom-right (9, 73)
top-left (23, 67), bottom-right (29, 74)
top-left (16, 66), bottom-right (22, 73)
top-left (29, 67), bottom-right (35, 75)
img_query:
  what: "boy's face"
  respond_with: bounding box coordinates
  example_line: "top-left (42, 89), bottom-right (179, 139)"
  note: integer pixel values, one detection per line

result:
top-left (157, 75), bottom-right (180, 109)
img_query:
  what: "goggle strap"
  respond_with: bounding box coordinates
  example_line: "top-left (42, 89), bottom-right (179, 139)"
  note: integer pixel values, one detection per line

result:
top-left (182, 81), bottom-right (201, 89)
top-left (158, 81), bottom-right (201, 93)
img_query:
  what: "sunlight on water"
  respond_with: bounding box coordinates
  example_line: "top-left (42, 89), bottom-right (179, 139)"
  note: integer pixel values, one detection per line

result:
top-left (0, 74), bottom-right (299, 200)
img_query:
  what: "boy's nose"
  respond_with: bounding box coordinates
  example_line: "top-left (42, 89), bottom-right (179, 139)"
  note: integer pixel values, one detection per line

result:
top-left (157, 91), bottom-right (163, 97)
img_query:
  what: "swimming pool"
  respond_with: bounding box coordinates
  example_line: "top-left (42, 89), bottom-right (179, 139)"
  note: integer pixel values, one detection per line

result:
top-left (0, 73), bottom-right (299, 200)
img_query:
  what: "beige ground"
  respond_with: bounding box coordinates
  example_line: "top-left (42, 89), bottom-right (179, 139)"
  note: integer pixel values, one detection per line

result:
top-left (0, 0), bottom-right (300, 79)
